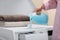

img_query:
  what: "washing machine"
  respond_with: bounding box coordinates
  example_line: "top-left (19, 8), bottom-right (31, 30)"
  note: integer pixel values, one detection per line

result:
top-left (0, 27), bottom-right (48, 40)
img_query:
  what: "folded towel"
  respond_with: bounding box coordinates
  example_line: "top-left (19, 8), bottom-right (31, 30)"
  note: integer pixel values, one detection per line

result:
top-left (0, 16), bottom-right (4, 21)
top-left (0, 15), bottom-right (30, 22)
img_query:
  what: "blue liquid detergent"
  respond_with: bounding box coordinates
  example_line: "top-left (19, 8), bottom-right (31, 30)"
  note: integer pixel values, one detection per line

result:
top-left (29, 12), bottom-right (48, 28)
top-left (28, 14), bottom-right (33, 28)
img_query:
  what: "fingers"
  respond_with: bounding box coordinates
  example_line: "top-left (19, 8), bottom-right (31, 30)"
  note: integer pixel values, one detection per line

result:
top-left (33, 8), bottom-right (42, 15)
top-left (36, 11), bottom-right (41, 15)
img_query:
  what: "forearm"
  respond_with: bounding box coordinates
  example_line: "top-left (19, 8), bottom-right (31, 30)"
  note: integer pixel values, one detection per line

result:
top-left (41, 4), bottom-right (45, 10)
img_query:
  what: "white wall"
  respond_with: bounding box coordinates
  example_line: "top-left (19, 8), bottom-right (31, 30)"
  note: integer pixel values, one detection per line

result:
top-left (0, 0), bottom-right (34, 15)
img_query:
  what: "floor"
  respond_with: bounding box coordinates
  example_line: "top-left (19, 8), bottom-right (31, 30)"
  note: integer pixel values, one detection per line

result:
top-left (48, 36), bottom-right (52, 40)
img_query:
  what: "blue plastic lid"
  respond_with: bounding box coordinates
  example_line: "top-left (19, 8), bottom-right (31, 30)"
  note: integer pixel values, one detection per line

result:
top-left (29, 12), bottom-right (48, 25)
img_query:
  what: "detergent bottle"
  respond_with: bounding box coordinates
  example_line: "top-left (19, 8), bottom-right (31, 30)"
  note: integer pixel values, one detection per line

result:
top-left (28, 12), bottom-right (48, 28)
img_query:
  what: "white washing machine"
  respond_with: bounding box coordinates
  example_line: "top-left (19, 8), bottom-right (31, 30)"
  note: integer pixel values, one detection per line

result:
top-left (0, 26), bottom-right (48, 40)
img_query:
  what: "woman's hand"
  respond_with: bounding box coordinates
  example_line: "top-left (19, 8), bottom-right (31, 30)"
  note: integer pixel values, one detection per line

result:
top-left (34, 4), bottom-right (45, 15)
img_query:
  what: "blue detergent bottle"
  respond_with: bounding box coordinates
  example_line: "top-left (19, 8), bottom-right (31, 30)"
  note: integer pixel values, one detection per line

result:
top-left (28, 12), bottom-right (48, 28)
